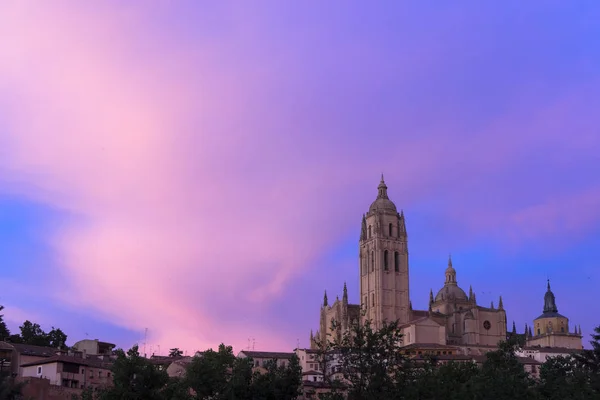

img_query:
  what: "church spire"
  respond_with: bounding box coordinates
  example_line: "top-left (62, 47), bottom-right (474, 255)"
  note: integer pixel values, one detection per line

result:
top-left (377, 174), bottom-right (389, 199)
top-left (543, 279), bottom-right (558, 313)
top-left (323, 290), bottom-right (328, 307)
top-left (444, 255), bottom-right (457, 285)
top-left (498, 295), bottom-right (504, 310)
top-left (360, 214), bottom-right (367, 241)
top-left (512, 321), bottom-right (517, 334)
top-left (343, 282), bottom-right (348, 303)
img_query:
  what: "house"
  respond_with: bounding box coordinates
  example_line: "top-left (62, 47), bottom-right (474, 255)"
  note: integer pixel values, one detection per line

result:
top-left (0, 341), bottom-right (60, 376)
top-left (20, 354), bottom-right (113, 389)
top-left (166, 357), bottom-right (194, 378)
top-left (516, 346), bottom-right (582, 363)
top-left (72, 339), bottom-right (116, 356)
top-left (237, 351), bottom-right (295, 369)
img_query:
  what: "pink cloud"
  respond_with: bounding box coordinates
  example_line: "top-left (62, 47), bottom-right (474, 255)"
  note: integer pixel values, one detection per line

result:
top-left (1, 2), bottom-right (599, 354)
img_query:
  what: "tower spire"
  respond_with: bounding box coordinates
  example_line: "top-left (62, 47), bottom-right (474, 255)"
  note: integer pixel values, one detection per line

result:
top-left (498, 295), bottom-right (504, 310)
top-left (323, 290), bottom-right (328, 307)
top-left (343, 282), bottom-right (348, 303)
top-left (360, 214), bottom-right (367, 241)
top-left (543, 279), bottom-right (558, 313)
top-left (377, 175), bottom-right (389, 199)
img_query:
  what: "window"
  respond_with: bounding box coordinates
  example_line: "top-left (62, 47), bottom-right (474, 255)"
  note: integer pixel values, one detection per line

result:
top-left (37, 366), bottom-right (42, 375)
top-left (384, 250), bottom-right (389, 271)
top-left (364, 296), bottom-right (367, 308)
top-left (537, 329), bottom-right (540, 335)
top-left (368, 226), bottom-right (372, 238)
top-left (371, 251), bottom-right (374, 272)
top-left (389, 223), bottom-right (393, 237)
top-left (371, 293), bottom-right (375, 307)
top-left (394, 252), bottom-right (399, 272)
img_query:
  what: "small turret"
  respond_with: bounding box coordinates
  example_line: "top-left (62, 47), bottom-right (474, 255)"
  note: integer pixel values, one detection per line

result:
top-left (342, 282), bottom-right (348, 304)
top-left (323, 291), bottom-right (328, 307)
top-left (525, 324), bottom-right (529, 338)
top-left (360, 214), bottom-right (367, 241)
top-left (512, 321), bottom-right (517, 334)
top-left (429, 289), bottom-right (434, 305)
top-left (398, 210), bottom-right (406, 235)
top-left (544, 280), bottom-right (558, 313)
top-left (490, 301), bottom-right (495, 309)
top-left (528, 326), bottom-right (533, 337)
top-left (498, 296), bottom-right (504, 310)
top-left (409, 301), bottom-right (413, 311)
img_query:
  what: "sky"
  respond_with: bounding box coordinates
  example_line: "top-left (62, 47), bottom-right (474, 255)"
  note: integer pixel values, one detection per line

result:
top-left (0, 1), bottom-right (598, 355)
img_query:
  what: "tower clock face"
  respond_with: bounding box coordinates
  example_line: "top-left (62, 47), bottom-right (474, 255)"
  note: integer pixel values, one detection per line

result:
top-left (483, 320), bottom-right (491, 330)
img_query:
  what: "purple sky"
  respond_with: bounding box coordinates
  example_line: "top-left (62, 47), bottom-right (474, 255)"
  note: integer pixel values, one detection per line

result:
top-left (0, 1), bottom-right (598, 354)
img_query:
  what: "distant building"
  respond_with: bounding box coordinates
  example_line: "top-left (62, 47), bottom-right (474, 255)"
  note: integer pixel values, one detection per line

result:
top-left (312, 177), bottom-right (506, 353)
top-left (237, 351), bottom-right (295, 369)
top-left (524, 281), bottom-right (583, 349)
top-left (20, 354), bottom-right (113, 389)
top-left (72, 339), bottom-right (116, 356)
top-left (0, 342), bottom-right (59, 376)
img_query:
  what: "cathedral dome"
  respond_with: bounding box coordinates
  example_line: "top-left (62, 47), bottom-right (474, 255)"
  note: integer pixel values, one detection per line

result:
top-left (434, 256), bottom-right (468, 302)
top-left (435, 285), bottom-right (468, 302)
top-left (369, 176), bottom-right (398, 213)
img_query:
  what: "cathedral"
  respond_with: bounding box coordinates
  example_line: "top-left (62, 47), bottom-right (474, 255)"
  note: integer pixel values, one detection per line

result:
top-left (310, 176), bottom-right (582, 354)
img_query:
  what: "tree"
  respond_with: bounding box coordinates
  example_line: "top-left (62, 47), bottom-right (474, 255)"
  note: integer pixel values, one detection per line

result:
top-left (98, 345), bottom-right (168, 400)
top-left (184, 344), bottom-right (236, 399)
top-left (19, 321), bottom-right (49, 346)
top-left (537, 355), bottom-right (593, 400)
top-left (471, 339), bottom-right (537, 400)
top-left (47, 327), bottom-right (68, 349)
top-left (169, 348), bottom-right (183, 358)
top-left (0, 306), bottom-right (10, 341)
top-left (573, 325), bottom-right (600, 395)
top-left (0, 373), bottom-right (24, 400)
top-left (337, 320), bottom-right (406, 400)
top-left (251, 355), bottom-right (302, 400)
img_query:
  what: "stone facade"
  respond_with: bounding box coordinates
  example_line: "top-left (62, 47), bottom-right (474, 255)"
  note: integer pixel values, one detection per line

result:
top-left (311, 176), bottom-right (507, 351)
top-left (524, 281), bottom-right (582, 349)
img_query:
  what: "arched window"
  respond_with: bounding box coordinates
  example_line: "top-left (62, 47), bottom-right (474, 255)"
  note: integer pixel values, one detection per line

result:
top-left (371, 251), bottom-right (374, 272)
top-left (364, 296), bottom-right (367, 308)
top-left (368, 226), bottom-right (372, 238)
top-left (388, 223), bottom-right (393, 237)
top-left (384, 250), bottom-right (389, 271)
top-left (361, 256), bottom-right (365, 275)
top-left (394, 252), bottom-right (399, 272)
top-left (371, 293), bottom-right (375, 307)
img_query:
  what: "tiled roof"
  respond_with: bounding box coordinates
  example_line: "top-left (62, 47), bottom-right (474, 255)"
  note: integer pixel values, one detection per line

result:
top-left (239, 351), bottom-right (295, 359)
top-left (21, 355), bottom-right (113, 369)
top-left (521, 346), bottom-right (583, 353)
top-left (302, 370), bottom-right (322, 376)
top-left (2, 342), bottom-right (58, 357)
top-left (401, 343), bottom-right (457, 350)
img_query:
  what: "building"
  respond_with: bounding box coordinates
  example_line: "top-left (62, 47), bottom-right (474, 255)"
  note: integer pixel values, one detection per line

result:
top-left (20, 354), bottom-right (113, 389)
top-left (0, 341), bottom-right (59, 377)
top-left (524, 281), bottom-right (583, 349)
top-left (312, 176), bottom-right (506, 352)
top-left (237, 351), bottom-right (295, 369)
top-left (72, 339), bottom-right (116, 356)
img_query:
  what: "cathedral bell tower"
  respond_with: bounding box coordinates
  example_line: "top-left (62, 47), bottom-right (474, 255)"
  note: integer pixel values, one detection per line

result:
top-left (359, 175), bottom-right (409, 328)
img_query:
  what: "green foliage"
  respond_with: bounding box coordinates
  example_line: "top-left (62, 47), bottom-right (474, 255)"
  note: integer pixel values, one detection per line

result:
top-left (337, 320), bottom-right (405, 400)
top-left (538, 355), bottom-right (594, 400)
top-left (184, 344), bottom-right (235, 399)
top-left (251, 355), bottom-right (302, 400)
top-left (573, 325), bottom-right (600, 394)
top-left (0, 306), bottom-right (10, 341)
top-left (98, 345), bottom-right (169, 400)
top-left (169, 348), bottom-right (183, 357)
top-left (14, 320), bottom-right (68, 349)
top-left (0, 374), bottom-right (23, 400)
